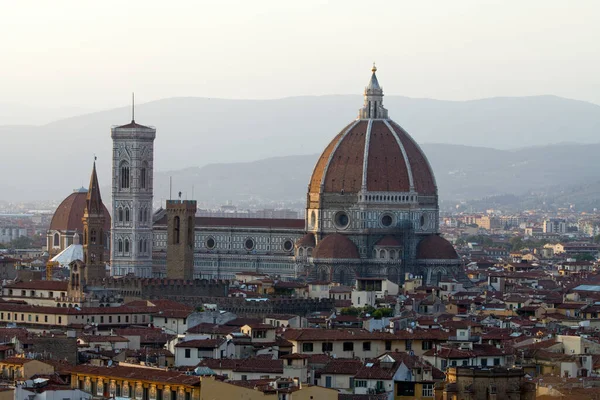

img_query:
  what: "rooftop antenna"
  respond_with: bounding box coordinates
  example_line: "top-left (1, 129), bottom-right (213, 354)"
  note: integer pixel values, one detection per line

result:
top-left (131, 92), bottom-right (135, 122)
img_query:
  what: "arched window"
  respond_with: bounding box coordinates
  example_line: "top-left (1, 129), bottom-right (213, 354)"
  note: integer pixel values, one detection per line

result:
top-left (139, 239), bottom-right (143, 254)
top-left (119, 208), bottom-right (123, 222)
top-left (125, 208), bottom-right (130, 222)
top-left (143, 240), bottom-right (147, 253)
top-left (90, 229), bottom-right (97, 244)
top-left (53, 233), bottom-right (60, 247)
top-left (139, 209), bottom-right (143, 222)
top-left (389, 250), bottom-right (396, 260)
top-left (143, 208), bottom-right (147, 222)
top-left (188, 216), bottom-right (194, 246)
top-left (173, 216), bottom-right (180, 244)
top-left (118, 239), bottom-right (123, 253)
top-left (120, 161), bottom-right (130, 189)
top-left (124, 239), bottom-right (130, 253)
top-left (141, 162), bottom-right (148, 189)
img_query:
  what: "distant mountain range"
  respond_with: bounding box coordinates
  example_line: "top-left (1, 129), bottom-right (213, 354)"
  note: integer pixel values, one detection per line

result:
top-left (2, 94), bottom-right (600, 202)
top-left (151, 142), bottom-right (600, 210)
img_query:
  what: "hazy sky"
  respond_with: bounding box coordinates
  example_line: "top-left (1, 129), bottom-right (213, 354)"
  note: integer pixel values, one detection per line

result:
top-left (1, 0), bottom-right (599, 109)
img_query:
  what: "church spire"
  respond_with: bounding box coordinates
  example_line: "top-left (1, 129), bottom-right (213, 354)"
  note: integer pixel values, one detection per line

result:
top-left (86, 158), bottom-right (103, 214)
top-left (358, 63), bottom-right (388, 119)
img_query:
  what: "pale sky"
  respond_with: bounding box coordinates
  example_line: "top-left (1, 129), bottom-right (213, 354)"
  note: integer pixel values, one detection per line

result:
top-left (1, 0), bottom-right (599, 109)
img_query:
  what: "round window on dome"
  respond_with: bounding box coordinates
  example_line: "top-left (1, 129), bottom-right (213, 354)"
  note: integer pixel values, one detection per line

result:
top-left (283, 239), bottom-right (293, 252)
top-left (334, 211), bottom-right (350, 229)
top-left (245, 238), bottom-right (255, 251)
top-left (381, 214), bottom-right (393, 227)
top-left (206, 237), bottom-right (215, 249)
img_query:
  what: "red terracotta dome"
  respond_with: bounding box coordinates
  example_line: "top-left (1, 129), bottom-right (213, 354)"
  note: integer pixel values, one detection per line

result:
top-left (375, 235), bottom-right (402, 247)
top-left (49, 189), bottom-right (111, 232)
top-left (296, 233), bottom-right (316, 247)
top-left (309, 119), bottom-right (436, 196)
top-left (313, 234), bottom-right (360, 259)
top-left (417, 235), bottom-right (459, 260)
top-left (308, 67), bottom-right (436, 198)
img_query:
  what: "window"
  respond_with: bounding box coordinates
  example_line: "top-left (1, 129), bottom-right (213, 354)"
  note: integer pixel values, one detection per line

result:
top-left (322, 343), bottom-right (333, 352)
top-left (422, 340), bottom-right (433, 350)
top-left (481, 358), bottom-right (488, 367)
top-left (100, 316), bottom-right (104, 323)
top-left (354, 380), bottom-right (367, 388)
top-left (53, 233), bottom-right (60, 247)
top-left (405, 340), bottom-right (412, 351)
top-left (118, 239), bottom-right (123, 253)
top-left (494, 358), bottom-right (500, 366)
top-left (125, 208), bottom-right (130, 222)
top-left (325, 376), bottom-right (332, 388)
top-left (141, 166), bottom-right (147, 189)
top-left (422, 383), bottom-right (434, 397)
top-left (385, 341), bottom-right (392, 351)
top-left (109, 316), bottom-right (112, 323)
top-left (185, 349), bottom-right (191, 358)
top-left (343, 342), bottom-right (354, 351)
top-left (125, 239), bottom-right (130, 253)
top-left (174, 216), bottom-right (180, 244)
top-left (58, 316), bottom-right (62, 323)
top-left (241, 375), bottom-right (247, 381)
top-left (441, 359), bottom-right (447, 371)
top-left (363, 342), bottom-right (371, 351)
top-left (119, 208), bottom-right (123, 222)
top-left (349, 378), bottom-right (354, 389)
top-left (302, 343), bottom-right (314, 352)
top-left (120, 162), bottom-right (130, 189)
top-left (90, 229), bottom-right (97, 244)
top-left (397, 382), bottom-right (415, 396)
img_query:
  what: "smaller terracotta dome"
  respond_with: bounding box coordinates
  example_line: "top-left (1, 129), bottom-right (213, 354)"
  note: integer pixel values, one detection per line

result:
top-left (49, 189), bottom-right (111, 232)
top-left (417, 235), bottom-right (459, 260)
top-left (296, 233), bottom-right (316, 247)
top-left (313, 234), bottom-right (360, 259)
top-left (375, 235), bottom-right (402, 247)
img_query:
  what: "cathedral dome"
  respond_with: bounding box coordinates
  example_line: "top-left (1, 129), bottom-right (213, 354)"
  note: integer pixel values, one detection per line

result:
top-left (417, 235), bottom-right (459, 260)
top-left (49, 189), bottom-right (111, 232)
top-left (308, 67), bottom-right (436, 197)
top-left (313, 234), bottom-right (360, 259)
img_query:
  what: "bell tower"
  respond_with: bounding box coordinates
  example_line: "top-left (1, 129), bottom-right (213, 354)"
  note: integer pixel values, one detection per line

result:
top-left (166, 200), bottom-right (197, 280)
top-left (110, 101), bottom-right (156, 277)
top-left (82, 161), bottom-right (107, 281)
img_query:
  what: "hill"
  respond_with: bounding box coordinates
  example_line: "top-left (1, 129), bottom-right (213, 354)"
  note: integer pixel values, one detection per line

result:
top-left (2, 95), bottom-right (600, 201)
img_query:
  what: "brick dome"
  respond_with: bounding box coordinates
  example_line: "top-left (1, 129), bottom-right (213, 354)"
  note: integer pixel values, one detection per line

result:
top-left (313, 234), bottom-right (360, 259)
top-left (49, 189), bottom-right (111, 232)
top-left (417, 235), bottom-right (459, 260)
top-left (296, 233), bottom-right (316, 247)
top-left (308, 67), bottom-right (436, 197)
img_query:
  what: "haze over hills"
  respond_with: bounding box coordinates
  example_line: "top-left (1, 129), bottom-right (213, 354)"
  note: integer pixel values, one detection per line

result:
top-left (2, 94), bottom-right (600, 202)
top-left (150, 142), bottom-right (600, 210)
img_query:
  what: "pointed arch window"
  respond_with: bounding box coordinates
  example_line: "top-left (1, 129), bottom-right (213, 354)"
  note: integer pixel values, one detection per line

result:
top-left (120, 161), bottom-right (130, 189)
top-left (124, 239), bottom-right (130, 253)
top-left (125, 208), bottom-right (130, 222)
top-left (139, 239), bottom-right (143, 254)
top-left (119, 208), bottom-right (123, 222)
top-left (143, 239), bottom-right (147, 253)
top-left (118, 239), bottom-right (123, 253)
top-left (141, 162), bottom-right (148, 189)
top-left (173, 216), bottom-right (180, 244)
top-left (139, 209), bottom-right (143, 222)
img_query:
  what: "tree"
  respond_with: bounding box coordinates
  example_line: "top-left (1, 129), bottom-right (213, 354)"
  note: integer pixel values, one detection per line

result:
top-left (10, 236), bottom-right (34, 249)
